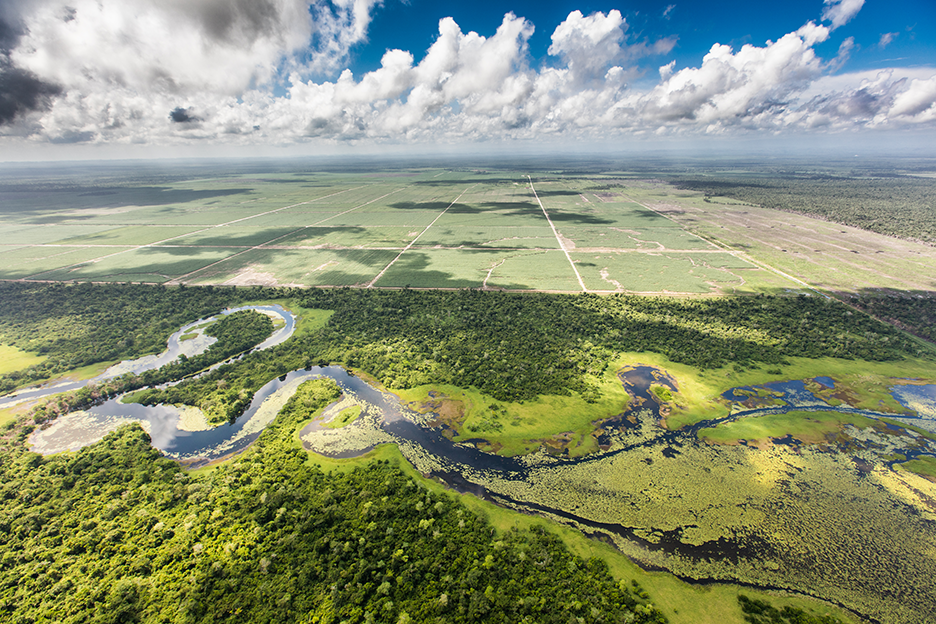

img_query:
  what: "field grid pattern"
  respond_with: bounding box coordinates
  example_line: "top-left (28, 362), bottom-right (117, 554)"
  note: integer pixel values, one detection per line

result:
top-left (0, 169), bottom-right (770, 293)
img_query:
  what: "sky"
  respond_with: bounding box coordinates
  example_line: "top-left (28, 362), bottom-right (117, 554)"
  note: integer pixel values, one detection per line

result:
top-left (0, 0), bottom-right (934, 159)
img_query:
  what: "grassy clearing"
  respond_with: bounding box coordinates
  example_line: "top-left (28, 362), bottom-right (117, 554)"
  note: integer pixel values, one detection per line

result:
top-left (273, 226), bottom-right (418, 248)
top-left (56, 226), bottom-right (204, 246)
top-left (486, 250), bottom-right (582, 291)
top-left (572, 251), bottom-right (749, 293)
top-left (323, 405), bottom-right (362, 429)
top-left (326, 210), bottom-right (442, 228)
top-left (0, 225), bottom-right (116, 245)
top-left (0, 247), bottom-right (135, 280)
top-left (189, 248), bottom-right (397, 287)
top-left (0, 406), bottom-right (20, 428)
top-left (413, 225), bottom-right (561, 249)
top-left (157, 226), bottom-right (298, 247)
top-left (665, 355), bottom-right (936, 429)
top-left (654, 191), bottom-right (936, 294)
top-left (375, 249), bottom-right (496, 288)
top-left (895, 456), bottom-right (936, 480)
top-left (698, 410), bottom-right (878, 444)
top-left (395, 361), bottom-right (634, 456)
top-left (0, 345), bottom-right (45, 375)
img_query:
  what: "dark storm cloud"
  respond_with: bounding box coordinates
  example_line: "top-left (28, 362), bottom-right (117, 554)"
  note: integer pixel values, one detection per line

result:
top-left (169, 107), bottom-right (200, 123)
top-left (0, 18), bottom-right (62, 126)
top-left (182, 0), bottom-right (282, 45)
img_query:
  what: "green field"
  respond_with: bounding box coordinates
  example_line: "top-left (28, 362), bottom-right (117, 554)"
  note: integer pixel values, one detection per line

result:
top-left (0, 168), bottom-right (840, 293)
top-left (0, 345), bottom-right (45, 375)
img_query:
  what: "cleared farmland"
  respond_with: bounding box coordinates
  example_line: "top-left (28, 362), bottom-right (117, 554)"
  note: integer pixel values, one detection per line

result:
top-left (0, 168), bottom-right (793, 293)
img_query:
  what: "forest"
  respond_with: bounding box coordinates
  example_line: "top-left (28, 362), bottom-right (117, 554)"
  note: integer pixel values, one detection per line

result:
top-left (1, 281), bottom-right (909, 623)
top-left (670, 173), bottom-right (936, 245)
top-left (0, 378), bottom-right (672, 624)
top-left (0, 282), bottom-right (255, 395)
top-left (130, 286), bottom-right (927, 421)
top-left (846, 291), bottom-right (936, 345)
top-left (2, 282), bottom-right (928, 423)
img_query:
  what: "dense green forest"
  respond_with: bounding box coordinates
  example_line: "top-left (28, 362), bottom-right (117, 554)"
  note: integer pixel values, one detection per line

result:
top-left (2, 282), bottom-right (927, 422)
top-left (0, 282), bottom-right (253, 394)
top-left (671, 174), bottom-right (936, 244)
top-left (134, 287), bottom-right (927, 421)
top-left (846, 291), bottom-right (936, 345)
top-left (0, 378), bottom-right (669, 624)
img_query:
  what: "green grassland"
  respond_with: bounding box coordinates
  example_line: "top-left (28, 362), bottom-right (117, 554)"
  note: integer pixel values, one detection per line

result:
top-left (323, 405), bottom-right (363, 428)
top-left (154, 226), bottom-right (298, 247)
top-left (896, 456), bottom-right (936, 480)
top-left (375, 248), bottom-right (495, 288)
top-left (55, 225), bottom-right (204, 246)
top-left (0, 167), bottom-right (842, 294)
top-left (698, 410), bottom-right (879, 444)
top-left (0, 224), bottom-right (116, 244)
top-left (397, 370), bottom-right (633, 457)
top-left (486, 250), bottom-right (583, 290)
top-left (412, 225), bottom-right (561, 248)
top-left (0, 345), bottom-right (45, 375)
top-left (325, 209), bottom-right (443, 227)
top-left (273, 226), bottom-right (419, 247)
top-left (572, 251), bottom-right (750, 293)
top-left (234, 211), bottom-right (343, 227)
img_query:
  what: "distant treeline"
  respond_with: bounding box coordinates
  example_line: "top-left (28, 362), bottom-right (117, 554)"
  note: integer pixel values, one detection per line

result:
top-left (0, 378), bottom-right (668, 624)
top-left (671, 174), bottom-right (936, 244)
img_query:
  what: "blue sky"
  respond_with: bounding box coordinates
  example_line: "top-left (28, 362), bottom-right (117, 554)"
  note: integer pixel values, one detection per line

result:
top-left (0, 0), bottom-right (934, 158)
top-left (356, 0), bottom-right (934, 79)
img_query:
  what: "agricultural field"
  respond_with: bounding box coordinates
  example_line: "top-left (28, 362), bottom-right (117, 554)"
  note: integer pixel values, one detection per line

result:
top-left (0, 164), bottom-right (791, 293)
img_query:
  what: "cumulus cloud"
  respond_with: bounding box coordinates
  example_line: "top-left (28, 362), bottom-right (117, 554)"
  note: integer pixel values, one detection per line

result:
top-left (822, 0), bottom-right (864, 30)
top-left (636, 23), bottom-right (829, 126)
top-left (1, 3), bottom-right (934, 147)
top-left (888, 76), bottom-right (936, 122)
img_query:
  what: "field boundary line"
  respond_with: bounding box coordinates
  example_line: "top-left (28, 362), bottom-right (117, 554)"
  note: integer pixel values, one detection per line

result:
top-left (20, 186), bottom-right (364, 282)
top-left (527, 176), bottom-right (587, 293)
top-left (167, 188), bottom-right (407, 285)
top-left (303, 188), bottom-right (405, 227)
top-left (367, 186), bottom-right (474, 288)
top-left (616, 191), bottom-right (827, 296)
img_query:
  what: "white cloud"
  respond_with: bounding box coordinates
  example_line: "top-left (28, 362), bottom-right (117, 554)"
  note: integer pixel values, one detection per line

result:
top-left (8, 0), bottom-right (378, 97)
top-left (821, 0), bottom-right (865, 30)
top-left (548, 10), bottom-right (627, 80)
top-left (637, 23), bottom-right (829, 126)
top-left (888, 76), bottom-right (936, 122)
top-left (2, 4), bottom-right (935, 148)
top-left (879, 32), bottom-right (898, 49)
